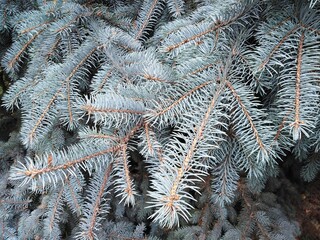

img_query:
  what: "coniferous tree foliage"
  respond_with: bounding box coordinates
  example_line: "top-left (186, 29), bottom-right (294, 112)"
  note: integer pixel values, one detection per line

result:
top-left (0, 0), bottom-right (319, 239)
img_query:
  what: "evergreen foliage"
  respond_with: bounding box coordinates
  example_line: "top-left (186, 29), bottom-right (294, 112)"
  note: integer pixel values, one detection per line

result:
top-left (0, 0), bottom-right (319, 239)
